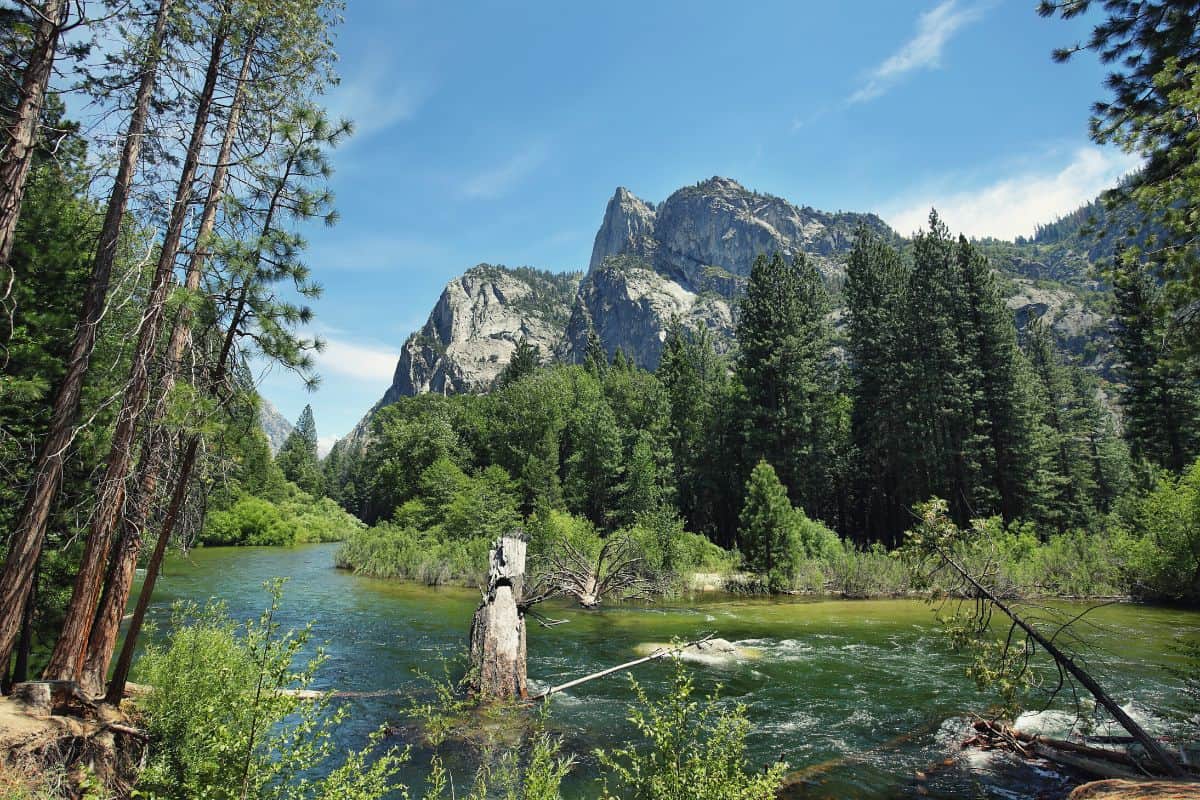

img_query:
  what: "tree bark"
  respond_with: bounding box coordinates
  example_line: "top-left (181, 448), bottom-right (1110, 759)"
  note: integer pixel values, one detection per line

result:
top-left (80, 27), bottom-right (258, 697)
top-left (42, 16), bottom-right (228, 684)
top-left (0, 0), bottom-right (67, 272)
top-left (0, 0), bottom-right (174, 670)
top-left (104, 436), bottom-right (197, 704)
top-left (468, 534), bottom-right (528, 701)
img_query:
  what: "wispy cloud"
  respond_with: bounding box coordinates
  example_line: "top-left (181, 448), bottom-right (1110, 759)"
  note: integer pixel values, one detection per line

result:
top-left (850, 0), bottom-right (981, 104)
top-left (462, 142), bottom-right (549, 199)
top-left (314, 336), bottom-right (397, 383)
top-left (306, 234), bottom-right (447, 272)
top-left (326, 49), bottom-right (432, 143)
top-left (878, 146), bottom-right (1141, 240)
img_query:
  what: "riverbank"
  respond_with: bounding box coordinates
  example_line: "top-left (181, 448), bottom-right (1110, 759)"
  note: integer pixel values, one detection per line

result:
top-left (112, 543), bottom-right (1200, 798)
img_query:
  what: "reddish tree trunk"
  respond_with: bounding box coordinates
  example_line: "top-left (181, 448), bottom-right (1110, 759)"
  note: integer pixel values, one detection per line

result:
top-left (80, 28), bottom-right (257, 697)
top-left (0, 0), bottom-right (66, 271)
top-left (42, 19), bottom-right (228, 684)
top-left (0, 0), bottom-right (173, 670)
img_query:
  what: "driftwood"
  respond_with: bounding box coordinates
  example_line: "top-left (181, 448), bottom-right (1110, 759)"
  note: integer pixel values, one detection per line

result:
top-left (528, 634), bottom-right (715, 701)
top-left (523, 532), bottom-right (663, 610)
top-left (968, 719), bottom-right (1189, 782)
top-left (912, 502), bottom-right (1186, 779)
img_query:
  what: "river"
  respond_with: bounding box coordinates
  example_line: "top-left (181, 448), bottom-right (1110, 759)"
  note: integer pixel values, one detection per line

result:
top-left (137, 543), bottom-right (1199, 799)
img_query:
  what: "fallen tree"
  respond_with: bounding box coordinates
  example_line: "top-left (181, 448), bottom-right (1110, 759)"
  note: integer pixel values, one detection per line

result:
top-left (902, 499), bottom-right (1187, 779)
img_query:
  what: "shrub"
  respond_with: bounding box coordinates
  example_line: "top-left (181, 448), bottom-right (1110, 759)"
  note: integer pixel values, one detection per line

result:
top-left (1128, 460), bottom-right (1200, 602)
top-left (133, 581), bottom-right (404, 799)
top-left (595, 657), bottom-right (786, 800)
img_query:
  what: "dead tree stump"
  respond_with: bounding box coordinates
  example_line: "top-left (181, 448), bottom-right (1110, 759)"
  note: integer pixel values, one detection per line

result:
top-left (468, 533), bottom-right (528, 700)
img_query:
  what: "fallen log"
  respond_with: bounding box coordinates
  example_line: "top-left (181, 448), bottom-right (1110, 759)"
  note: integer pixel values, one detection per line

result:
top-left (528, 634), bottom-right (715, 701)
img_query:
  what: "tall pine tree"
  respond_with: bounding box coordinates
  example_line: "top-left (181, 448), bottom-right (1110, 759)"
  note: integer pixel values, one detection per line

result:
top-left (277, 404), bottom-right (324, 495)
top-left (737, 252), bottom-right (839, 520)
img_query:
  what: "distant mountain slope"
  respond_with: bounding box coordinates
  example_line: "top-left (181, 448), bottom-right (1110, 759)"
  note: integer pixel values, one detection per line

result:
top-left (380, 264), bottom-right (581, 401)
top-left (258, 398), bottom-right (294, 454)
top-left (347, 177), bottom-right (1122, 443)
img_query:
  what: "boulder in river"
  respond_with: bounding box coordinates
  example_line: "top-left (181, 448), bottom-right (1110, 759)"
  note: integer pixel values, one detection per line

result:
top-left (633, 638), bottom-right (759, 665)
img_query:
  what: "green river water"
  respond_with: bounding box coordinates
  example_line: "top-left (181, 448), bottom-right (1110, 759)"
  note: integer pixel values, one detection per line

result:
top-left (138, 543), bottom-right (1200, 799)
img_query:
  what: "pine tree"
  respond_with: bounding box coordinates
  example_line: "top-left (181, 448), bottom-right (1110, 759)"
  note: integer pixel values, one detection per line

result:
top-left (1024, 319), bottom-right (1096, 528)
top-left (657, 318), bottom-right (735, 543)
top-left (738, 460), bottom-right (800, 592)
top-left (955, 235), bottom-right (1043, 521)
top-left (495, 337), bottom-right (540, 388)
top-left (845, 231), bottom-right (912, 541)
top-left (737, 252), bottom-right (839, 519)
top-left (562, 377), bottom-right (623, 529)
top-left (584, 325), bottom-right (608, 378)
top-left (277, 405), bottom-right (323, 495)
top-left (617, 431), bottom-right (663, 525)
top-left (1112, 263), bottom-right (1200, 471)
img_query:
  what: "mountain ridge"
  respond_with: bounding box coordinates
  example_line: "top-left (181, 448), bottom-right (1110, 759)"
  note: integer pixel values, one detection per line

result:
top-left (337, 176), bottom-right (1115, 450)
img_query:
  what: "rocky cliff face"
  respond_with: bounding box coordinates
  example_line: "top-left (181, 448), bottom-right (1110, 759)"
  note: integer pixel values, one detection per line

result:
top-left (380, 264), bottom-right (580, 402)
top-left (258, 398), bottom-right (294, 454)
top-left (589, 177), bottom-right (895, 291)
top-left (357, 177), bottom-right (1115, 431)
top-left (559, 256), bottom-right (734, 369)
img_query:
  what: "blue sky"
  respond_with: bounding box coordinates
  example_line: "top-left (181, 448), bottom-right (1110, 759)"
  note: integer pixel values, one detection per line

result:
top-left (253, 0), bottom-right (1133, 447)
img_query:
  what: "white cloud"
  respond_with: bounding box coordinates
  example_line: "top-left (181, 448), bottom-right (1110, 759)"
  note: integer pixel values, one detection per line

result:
top-left (878, 146), bottom-right (1141, 240)
top-left (462, 142), bottom-right (549, 199)
top-left (315, 337), bottom-right (397, 383)
top-left (850, 0), bottom-right (981, 104)
top-left (326, 50), bottom-right (431, 142)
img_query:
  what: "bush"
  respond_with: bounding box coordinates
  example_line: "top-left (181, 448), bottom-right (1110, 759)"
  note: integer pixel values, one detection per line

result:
top-left (1127, 459), bottom-right (1200, 602)
top-left (133, 581), bottom-right (404, 799)
top-left (200, 486), bottom-right (363, 546)
top-left (335, 522), bottom-right (490, 586)
top-left (595, 657), bottom-right (786, 800)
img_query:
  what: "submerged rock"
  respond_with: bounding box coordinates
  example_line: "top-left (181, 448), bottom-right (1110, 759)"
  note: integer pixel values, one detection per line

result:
top-left (633, 638), bottom-right (760, 665)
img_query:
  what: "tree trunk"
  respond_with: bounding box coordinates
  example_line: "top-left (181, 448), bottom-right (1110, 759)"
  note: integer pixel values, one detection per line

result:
top-left (0, 0), bottom-right (174, 671)
top-left (0, 0), bottom-right (66, 272)
top-left (106, 106), bottom-right (299, 702)
top-left (939, 547), bottom-right (1185, 778)
top-left (79, 27), bottom-right (257, 697)
top-left (105, 436), bottom-right (198, 704)
top-left (42, 17), bottom-right (228, 684)
top-left (468, 534), bottom-right (528, 701)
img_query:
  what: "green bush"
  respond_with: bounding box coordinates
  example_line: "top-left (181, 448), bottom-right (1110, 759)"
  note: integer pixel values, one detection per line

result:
top-left (133, 582), bottom-right (404, 799)
top-left (200, 486), bottom-right (363, 546)
top-left (595, 658), bottom-right (786, 800)
top-left (335, 522), bottom-right (490, 585)
top-left (1127, 459), bottom-right (1200, 602)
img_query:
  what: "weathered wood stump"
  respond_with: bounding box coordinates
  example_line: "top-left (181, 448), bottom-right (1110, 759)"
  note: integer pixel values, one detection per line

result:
top-left (468, 533), bottom-right (528, 700)
top-left (10, 681), bottom-right (52, 718)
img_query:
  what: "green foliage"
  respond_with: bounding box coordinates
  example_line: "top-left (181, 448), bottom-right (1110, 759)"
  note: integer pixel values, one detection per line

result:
top-left (133, 582), bottom-right (405, 799)
top-left (201, 486), bottom-right (362, 546)
top-left (1127, 459), bottom-right (1200, 603)
top-left (276, 405), bottom-right (324, 496)
top-left (595, 658), bottom-right (786, 800)
top-left (335, 522), bottom-right (490, 585)
top-left (737, 252), bottom-right (842, 522)
top-left (495, 337), bottom-right (542, 389)
top-left (738, 461), bottom-right (803, 593)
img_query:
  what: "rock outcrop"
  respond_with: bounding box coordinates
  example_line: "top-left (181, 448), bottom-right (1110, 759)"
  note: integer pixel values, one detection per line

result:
top-left (258, 398), bottom-right (294, 454)
top-left (559, 256), bottom-right (734, 370)
top-left (356, 176), bottom-right (1118, 431)
top-left (380, 264), bottom-right (580, 401)
top-left (588, 177), bottom-right (895, 290)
